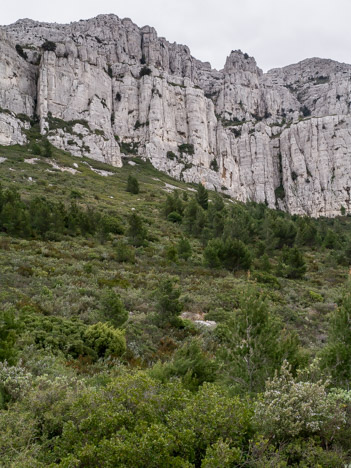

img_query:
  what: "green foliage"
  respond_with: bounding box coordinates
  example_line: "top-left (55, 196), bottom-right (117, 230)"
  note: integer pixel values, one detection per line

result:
top-left (139, 66), bottom-right (152, 77)
top-left (15, 44), bottom-right (28, 60)
top-left (321, 282), bottom-right (351, 387)
top-left (84, 322), bottom-right (126, 358)
top-left (41, 40), bottom-right (56, 52)
top-left (323, 228), bottom-right (341, 249)
top-left (43, 139), bottom-right (53, 158)
top-left (196, 183), bottom-right (208, 210)
top-left (178, 143), bottom-right (195, 155)
top-left (163, 191), bottom-right (184, 218)
top-left (167, 211), bottom-right (182, 223)
top-left (255, 361), bottom-right (345, 444)
top-left (204, 238), bottom-right (252, 271)
top-left (202, 439), bottom-right (241, 467)
top-left (251, 271), bottom-right (281, 289)
top-left (215, 288), bottom-right (304, 392)
top-left (127, 212), bottom-right (147, 246)
top-left (115, 240), bottom-right (135, 263)
top-left (300, 105), bottom-right (311, 117)
top-left (120, 141), bottom-right (139, 155)
top-left (126, 175), bottom-right (140, 194)
top-left (155, 279), bottom-right (183, 326)
top-left (2, 140), bottom-right (351, 464)
top-left (165, 244), bottom-right (178, 263)
top-left (210, 158), bottom-right (219, 172)
top-left (177, 237), bottom-right (192, 260)
top-left (296, 217), bottom-right (318, 246)
top-left (0, 310), bottom-right (19, 364)
top-left (270, 215), bottom-right (297, 248)
top-left (183, 198), bottom-right (206, 236)
top-left (20, 312), bottom-right (93, 359)
top-left (153, 339), bottom-right (217, 391)
top-left (277, 246), bottom-right (307, 279)
top-left (0, 186), bottom-right (122, 240)
top-left (31, 142), bottom-right (42, 155)
top-left (100, 289), bottom-right (128, 327)
top-left (275, 184), bottom-right (285, 200)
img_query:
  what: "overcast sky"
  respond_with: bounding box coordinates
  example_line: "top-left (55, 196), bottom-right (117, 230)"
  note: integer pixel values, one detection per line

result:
top-left (2, 0), bottom-right (351, 71)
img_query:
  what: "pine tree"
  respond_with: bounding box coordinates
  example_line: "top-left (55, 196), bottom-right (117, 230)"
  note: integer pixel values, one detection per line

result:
top-left (127, 212), bottom-right (147, 246)
top-left (277, 246), bottom-right (306, 279)
top-left (177, 237), bottom-right (192, 261)
top-left (321, 281), bottom-right (351, 387)
top-left (155, 279), bottom-right (183, 326)
top-left (196, 183), bottom-right (208, 210)
top-left (100, 289), bottom-right (128, 327)
top-left (126, 175), bottom-right (140, 194)
top-left (43, 139), bottom-right (53, 158)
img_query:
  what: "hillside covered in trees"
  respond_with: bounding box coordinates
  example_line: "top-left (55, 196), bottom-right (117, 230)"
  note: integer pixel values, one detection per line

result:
top-left (1, 141), bottom-right (351, 466)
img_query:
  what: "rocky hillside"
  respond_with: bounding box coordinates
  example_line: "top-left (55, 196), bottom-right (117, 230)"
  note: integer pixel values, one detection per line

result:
top-left (1, 14), bottom-right (351, 217)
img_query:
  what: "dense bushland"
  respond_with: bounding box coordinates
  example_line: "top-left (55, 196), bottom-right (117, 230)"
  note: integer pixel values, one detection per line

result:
top-left (1, 144), bottom-right (351, 466)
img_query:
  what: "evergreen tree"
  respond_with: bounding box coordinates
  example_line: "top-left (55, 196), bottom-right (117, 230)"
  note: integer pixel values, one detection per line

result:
top-left (100, 289), bottom-right (128, 327)
top-left (165, 244), bottom-right (178, 263)
top-left (163, 191), bottom-right (183, 217)
top-left (183, 198), bottom-right (206, 236)
top-left (0, 309), bottom-right (19, 364)
top-left (277, 246), bottom-right (306, 279)
top-left (155, 279), bottom-right (183, 326)
top-left (215, 288), bottom-right (303, 392)
top-left (177, 237), bottom-right (192, 261)
top-left (127, 212), bottom-right (147, 246)
top-left (196, 183), bottom-right (208, 210)
top-left (321, 282), bottom-right (351, 387)
top-left (43, 139), bottom-right (53, 158)
top-left (126, 175), bottom-right (140, 194)
top-left (204, 238), bottom-right (251, 271)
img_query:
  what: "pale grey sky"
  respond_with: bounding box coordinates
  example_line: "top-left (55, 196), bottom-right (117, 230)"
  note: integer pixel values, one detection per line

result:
top-left (2, 0), bottom-right (351, 71)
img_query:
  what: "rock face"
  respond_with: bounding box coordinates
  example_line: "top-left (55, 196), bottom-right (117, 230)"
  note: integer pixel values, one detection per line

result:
top-left (1, 14), bottom-right (351, 216)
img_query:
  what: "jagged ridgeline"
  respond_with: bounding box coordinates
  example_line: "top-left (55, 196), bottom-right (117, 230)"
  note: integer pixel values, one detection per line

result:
top-left (1, 14), bottom-right (351, 217)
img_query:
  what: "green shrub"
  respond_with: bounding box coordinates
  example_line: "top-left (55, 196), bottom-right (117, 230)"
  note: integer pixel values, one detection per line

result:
top-left (277, 246), bottom-right (306, 279)
top-left (177, 237), bottom-right (192, 260)
top-left (204, 238), bottom-right (251, 271)
top-left (255, 361), bottom-right (345, 442)
top-left (321, 283), bottom-right (351, 387)
top-left (196, 183), bottom-right (208, 210)
top-left (163, 191), bottom-right (184, 218)
top-left (155, 279), bottom-right (183, 326)
top-left (126, 175), bottom-right (139, 194)
top-left (15, 44), bottom-right (28, 60)
top-left (214, 288), bottom-right (304, 392)
top-left (0, 310), bottom-right (19, 365)
top-left (84, 322), bottom-right (126, 359)
top-left (210, 159), bottom-right (219, 172)
top-left (20, 313), bottom-right (91, 359)
top-left (153, 339), bottom-right (217, 391)
top-left (100, 289), bottom-right (128, 327)
top-left (127, 212), bottom-right (147, 246)
top-left (178, 143), bottom-right (194, 155)
top-left (166, 151), bottom-right (177, 160)
top-left (167, 211), bottom-right (182, 223)
top-left (139, 67), bottom-right (152, 78)
top-left (42, 40), bottom-right (56, 52)
top-left (115, 240), bottom-right (135, 263)
top-left (165, 245), bottom-right (178, 263)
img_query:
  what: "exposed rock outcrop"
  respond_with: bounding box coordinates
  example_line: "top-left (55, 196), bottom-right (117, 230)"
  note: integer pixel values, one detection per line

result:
top-left (1, 14), bottom-right (351, 216)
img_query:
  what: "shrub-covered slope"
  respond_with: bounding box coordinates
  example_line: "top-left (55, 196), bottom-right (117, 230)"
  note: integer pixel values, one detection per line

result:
top-left (1, 142), bottom-right (351, 466)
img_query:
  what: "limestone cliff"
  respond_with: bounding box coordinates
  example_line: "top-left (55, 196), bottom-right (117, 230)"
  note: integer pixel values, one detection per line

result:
top-left (1, 14), bottom-right (351, 217)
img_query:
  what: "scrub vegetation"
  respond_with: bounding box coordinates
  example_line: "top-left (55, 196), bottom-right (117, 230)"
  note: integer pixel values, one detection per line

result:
top-left (1, 142), bottom-right (351, 466)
